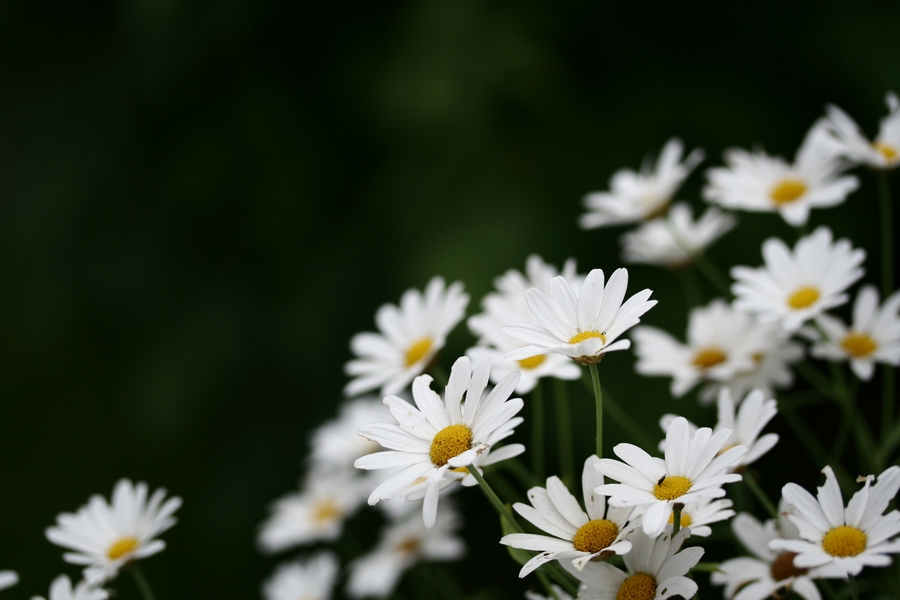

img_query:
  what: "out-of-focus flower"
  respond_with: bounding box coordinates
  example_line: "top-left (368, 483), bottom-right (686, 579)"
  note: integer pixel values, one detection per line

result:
top-left (620, 203), bottom-right (736, 267)
top-left (262, 552), bottom-right (339, 600)
top-left (824, 92), bottom-right (900, 170)
top-left (0, 572), bottom-right (17, 591)
top-left (30, 575), bottom-right (108, 600)
top-left (308, 396), bottom-right (392, 474)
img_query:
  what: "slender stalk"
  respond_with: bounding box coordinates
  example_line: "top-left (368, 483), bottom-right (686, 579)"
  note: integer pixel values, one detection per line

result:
top-left (849, 572), bottom-right (860, 600)
top-left (467, 466), bottom-right (522, 533)
top-left (691, 251), bottom-right (732, 297)
top-left (130, 566), bottom-right (157, 600)
top-left (878, 172), bottom-right (893, 294)
top-left (531, 382), bottom-right (545, 482)
top-left (554, 378), bottom-right (574, 485)
top-left (742, 472), bottom-right (778, 519)
top-left (537, 572), bottom-right (562, 600)
top-left (672, 504), bottom-right (683, 536)
top-left (678, 268), bottom-right (701, 308)
top-left (588, 364), bottom-right (603, 458)
top-left (602, 387), bottom-right (656, 450)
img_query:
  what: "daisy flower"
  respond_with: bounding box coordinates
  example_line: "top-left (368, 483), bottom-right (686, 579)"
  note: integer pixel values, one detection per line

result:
top-left (771, 465), bottom-right (900, 577)
top-left (579, 138), bottom-right (704, 229)
top-left (262, 552), bottom-right (339, 600)
top-left (703, 121), bottom-right (858, 226)
top-left (0, 572), bottom-right (16, 591)
top-left (45, 479), bottom-right (181, 584)
top-left (501, 268), bottom-right (656, 366)
top-left (467, 255), bottom-right (583, 393)
top-left (594, 416), bottom-right (746, 537)
top-left (564, 528), bottom-right (704, 600)
top-left (308, 396), bottom-right (393, 474)
top-left (824, 92), bottom-right (900, 170)
top-left (806, 285), bottom-right (900, 381)
top-left (355, 356), bottom-right (524, 528)
top-left (500, 456), bottom-right (635, 577)
top-left (731, 226), bottom-right (865, 333)
top-left (346, 503), bottom-right (464, 598)
top-left (344, 276), bottom-right (469, 397)
top-left (31, 576), bottom-right (108, 600)
top-left (620, 203), bottom-right (736, 267)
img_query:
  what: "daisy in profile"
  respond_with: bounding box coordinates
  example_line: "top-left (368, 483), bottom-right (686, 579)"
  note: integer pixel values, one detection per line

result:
top-left (262, 552), bottom-right (338, 600)
top-left (731, 227), bottom-right (865, 333)
top-left (500, 456), bottom-right (635, 577)
top-left (344, 277), bottom-right (469, 397)
top-left (0, 572), bottom-right (16, 591)
top-left (355, 356), bottom-right (524, 528)
top-left (594, 416), bottom-right (746, 537)
top-left (501, 268), bottom-right (656, 366)
top-left (824, 92), bottom-right (900, 170)
top-left (806, 285), bottom-right (900, 381)
top-left (579, 138), bottom-right (704, 229)
top-left (772, 465), bottom-right (900, 577)
top-left (45, 479), bottom-right (181, 584)
top-left (620, 203), bottom-right (736, 267)
top-left (31, 576), bottom-right (108, 600)
top-left (467, 255), bottom-right (583, 393)
top-left (703, 121), bottom-right (858, 226)
top-left (565, 528), bottom-right (704, 600)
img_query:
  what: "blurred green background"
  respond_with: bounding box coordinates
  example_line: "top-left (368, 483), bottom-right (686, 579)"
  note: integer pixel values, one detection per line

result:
top-left (1, 0), bottom-right (898, 598)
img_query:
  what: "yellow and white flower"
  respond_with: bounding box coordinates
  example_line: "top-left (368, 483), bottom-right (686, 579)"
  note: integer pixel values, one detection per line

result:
top-left (31, 576), bottom-right (108, 600)
top-left (731, 227), bottom-right (865, 333)
top-left (620, 203), bottom-right (736, 267)
top-left (824, 92), bottom-right (900, 170)
top-left (262, 552), bottom-right (339, 600)
top-left (45, 479), bottom-right (181, 584)
top-left (344, 277), bottom-right (469, 397)
top-left (579, 138), bottom-right (704, 229)
top-left (502, 268), bottom-right (656, 366)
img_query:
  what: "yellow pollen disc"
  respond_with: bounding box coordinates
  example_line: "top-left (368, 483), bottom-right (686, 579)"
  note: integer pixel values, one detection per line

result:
top-left (568, 330), bottom-right (606, 345)
top-left (616, 572), bottom-right (657, 600)
top-left (107, 537), bottom-right (140, 560)
top-left (396, 536), bottom-right (421, 555)
top-left (653, 475), bottom-right (692, 501)
top-left (841, 332), bottom-right (877, 358)
top-left (787, 286), bottom-right (820, 310)
top-left (404, 337), bottom-right (434, 367)
top-left (429, 424), bottom-right (472, 467)
top-left (770, 551), bottom-right (808, 581)
top-left (667, 511), bottom-right (692, 527)
top-left (518, 354), bottom-right (546, 370)
top-left (692, 347), bottom-right (727, 370)
top-left (572, 519), bottom-right (619, 554)
top-left (644, 199), bottom-right (671, 220)
top-left (874, 141), bottom-right (899, 162)
top-left (313, 499), bottom-right (342, 524)
top-left (770, 178), bottom-right (808, 205)
top-left (822, 525), bottom-right (867, 557)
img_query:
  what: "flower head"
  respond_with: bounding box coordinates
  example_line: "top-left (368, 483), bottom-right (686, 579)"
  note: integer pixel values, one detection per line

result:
top-left (262, 552), bottom-right (339, 600)
top-left (620, 203), bottom-right (736, 267)
top-left (45, 479), bottom-right (181, 584)
top-left (824, 92), bottom-right (900, 170)
top-left (308, 396), bottom-right (393, 474)
top-left (31, 576), bottom-right (108, 600)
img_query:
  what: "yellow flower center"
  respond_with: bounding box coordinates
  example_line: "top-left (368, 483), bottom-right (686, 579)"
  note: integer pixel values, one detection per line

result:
top-left (616, 572), bottom-right (657, 600)
top-left (770, 178), bottom-right (808, 205)
top-left (770, 551), bottom-right (808, 581)
top-left (787, 286), bottom-right (820, 309)
top-left (822, 525), bottom-right (867, 557)
top-left (107, 536), bottom-right (140, 560)
top-left (644, 199), bottom-right (671, 220)
top-left (429, 424), bottom-right (472, 467)
top-left (692, 347), bottom-right (727, 370)
top-left (404, 338), bottom-right (433, 367)
top-left (667, 511), bottom-right (692, 527)
top-left (653, 475), bottom-right (692, 501)
top-left (518, 354), bottom-right (546, 370)
top-left (841, 332), bottom-right (877, 358)
top-left (568, 330), bottom-right (607, 345)
top-left (572, 519), bottom-right (619, 554)
top-left (312, 499), bottom-right (342, 524)
top-left (396, 536), bottom-right (421, 556)
top-left (874, 141), bottom-right (899, 162)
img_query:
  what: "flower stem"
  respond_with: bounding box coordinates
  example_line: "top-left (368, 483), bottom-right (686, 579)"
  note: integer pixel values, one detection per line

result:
top-left (742, 471), bottom-right (778, 519)
top-left (602, 387), bottom-right (656, 450)
top-left (589, 364), bottom-right (603, 459)
top-left (878, 172), bottom-right (893, 294)
top-left (467, 466), bottom-right (522, 533)
top-left (849, 572), bottom-right (860, 600)
top-left (130, 566), bottom-right (157, 600)
top-left (554, 378), bottom-right (574, 486)
top-left (672, 503), bottom-right (683, 536)
top-left (531, 382), bottom-right (545, 483)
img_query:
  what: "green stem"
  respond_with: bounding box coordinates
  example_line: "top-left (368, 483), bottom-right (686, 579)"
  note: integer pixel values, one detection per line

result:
top-left (130, 566), bottom-right (157, 600)
top-left (742, 471), bottom-right (778, 519)
top-left (690, 562), bottom-right (722, 573)
top-left (589, 364), bottom-right (603, 458)
top-left (467, 466), bottom-right (522, 533)
top-left (672, 503), bottom-right (683, 536)
top-left (536, 572), bottom-right (561, 600)
top-left (691, 250), bottom-right (732, 297)
top-left (678, 268), bottom-right (701, 308)
top-left (554, 378), bottom-right (574, 486)
top-left (602, 387), bottom-right (656, 450)
top-left (849, 572), bottom-right (860, 600)
top-left (878, 172), bottom-right (893, 294)
top-left (531, 382), bottom-right (545, 483)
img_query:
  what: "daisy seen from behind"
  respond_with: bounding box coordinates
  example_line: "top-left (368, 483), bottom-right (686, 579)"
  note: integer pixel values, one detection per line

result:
top-left (354, 356), bottom-right (524, 528)
top-left (579, 137), bottom-right (704, 229)
top-left (501, 268), bottom-right (656, 366)
top-left (731, 226), bottom-right (865, 333)
top-left (500, 455), bottom-right (635, 577)
top-left (344, 276), bottom-right (469, 397)
top-left (594, 416), bottom-right (746, 537)
top-left (824, 92), bottom-right (900, 170)
top-left (31, 576), bottom-right (108, 600)
top-left (262, 551), bottom-right (339, 600)
top-left (45, 479), bottom-right (181, 585)
top-left (772, 465), bottom-right (900, 577)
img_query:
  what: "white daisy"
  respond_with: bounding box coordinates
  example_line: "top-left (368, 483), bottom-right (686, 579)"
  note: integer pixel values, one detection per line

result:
top-left (501, 268), bottom-right (656, 366)
top-left (30, 576), bottom-right (108, 600)
top-left (620, 203), bottom-right (736, 267)
top-left (659, 388), bottom-right (779, 472)
top-left (564, 528), bottom-right (704, 600)
top-left (806, 285), bottom-right (900, 381)
top-left (262, 552), bottom-right (339, 600)
top-left (346, 503), bottom-right (464, 598)
top-left (257, 470), bottom-right (370, 553)
top-left (355, 356), bottom-right (524, 528)
top-left (579, 138), bottom-right (704, 229)
top-left (500, 456), bottom-right (635, 577)
top-left (824, 92), bottom-right (900, 170)
top-left (731, 226), bottom-right (865, 333)
top-left (771, 465), bottom-right (900, 577)
top-left (344, 276), bottom-right (469, 397)
top-left (45, 479), bottom-right (181, 585)
top-left (703, 121), bottom-right (858, 226)
top-left (594, 416), bottom-right (746, 537)
top-left (467, 255), bottom-right (583, 393)
top-left (308, 396), bottom-right (393, 474)
top-left (0, 572), bottom-right (16, 591)
top-left (712, 508), bottom-right (824, 600)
